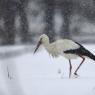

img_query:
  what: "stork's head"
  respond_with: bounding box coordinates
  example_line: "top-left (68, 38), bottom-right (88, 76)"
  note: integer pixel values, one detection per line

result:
top-left (34, 34), bottom-right (49, 53)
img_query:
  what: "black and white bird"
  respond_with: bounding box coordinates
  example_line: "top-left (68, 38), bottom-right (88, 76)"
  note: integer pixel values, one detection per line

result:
top-left (34, 34), bottom-right (95, 78)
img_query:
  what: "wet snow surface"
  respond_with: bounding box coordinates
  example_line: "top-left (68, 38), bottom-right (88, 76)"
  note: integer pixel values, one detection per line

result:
top-left (0, 44), bottom-right (95, 95)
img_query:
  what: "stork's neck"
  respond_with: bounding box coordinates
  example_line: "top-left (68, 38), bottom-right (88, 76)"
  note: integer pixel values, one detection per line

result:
top-left (43, 41), bottom-right (49, 47)
top-left (42, 40), bottom-right (51, 51)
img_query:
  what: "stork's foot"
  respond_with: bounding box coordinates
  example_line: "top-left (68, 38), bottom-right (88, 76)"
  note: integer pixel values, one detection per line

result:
top-left (74, 72), bottom-right (78, 76)
top-left (69, 74), bottom-right (72, 78)
top-left (74, 73), bottom-right (79, 78)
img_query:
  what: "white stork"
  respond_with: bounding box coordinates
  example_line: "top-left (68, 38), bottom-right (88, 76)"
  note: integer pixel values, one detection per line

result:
top-left (34, 34), bottom-right (95, 78)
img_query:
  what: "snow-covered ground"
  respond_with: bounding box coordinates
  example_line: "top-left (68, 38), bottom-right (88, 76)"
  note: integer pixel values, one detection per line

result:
top-left (0, 44), bottom-right (95, 95)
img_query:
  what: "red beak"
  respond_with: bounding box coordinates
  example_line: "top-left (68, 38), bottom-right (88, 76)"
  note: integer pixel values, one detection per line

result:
top-left (34, 39), bottom-right (42, 54)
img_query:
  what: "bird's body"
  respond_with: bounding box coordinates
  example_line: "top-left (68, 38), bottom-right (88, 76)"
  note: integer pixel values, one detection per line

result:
top-left (44, 39), bottom-right (79, 59)
top-left (34, 34), bottom-right (95, 78)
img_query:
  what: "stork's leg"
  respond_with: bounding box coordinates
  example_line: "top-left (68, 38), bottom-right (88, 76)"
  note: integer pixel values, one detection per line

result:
top-left (74, 56), bottom-right (85, 76)
top-left (69, 59), bottom-right (72, 78)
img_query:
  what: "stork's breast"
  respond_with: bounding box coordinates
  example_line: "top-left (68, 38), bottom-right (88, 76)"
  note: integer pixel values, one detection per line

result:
top-left (63, 53), bottom-right (78, 59)
top-left (48, 48), bottom-right (60, 57)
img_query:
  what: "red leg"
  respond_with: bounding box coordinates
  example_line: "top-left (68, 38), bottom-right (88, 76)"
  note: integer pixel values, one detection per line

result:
top-left (74, 56), bottom-right (85, 76)
top-left (69, 60), bottom-right (72, 78)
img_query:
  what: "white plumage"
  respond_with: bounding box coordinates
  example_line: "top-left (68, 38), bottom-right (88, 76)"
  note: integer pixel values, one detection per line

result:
top-left (39, 34), bottom-right (79, 58)
top-left (34, 34), bottom-right (95, 78)
top-left (48, 39), bottom-right (80, 58)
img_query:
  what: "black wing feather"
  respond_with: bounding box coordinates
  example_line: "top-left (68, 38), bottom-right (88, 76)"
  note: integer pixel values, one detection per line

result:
top-left (64, 42), bottom-right (95, 61)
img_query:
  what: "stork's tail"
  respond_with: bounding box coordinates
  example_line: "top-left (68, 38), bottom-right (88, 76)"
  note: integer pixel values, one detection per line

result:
top-left (76, 42), bottom-right (95, 61)
top-left (86, 50), bottom-right (95, 61)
